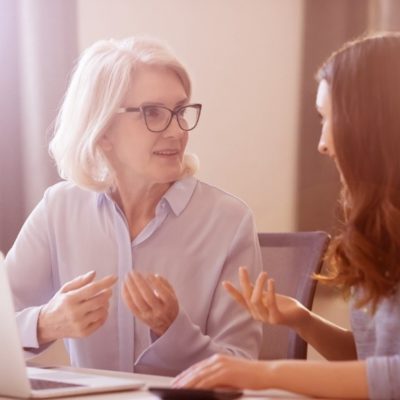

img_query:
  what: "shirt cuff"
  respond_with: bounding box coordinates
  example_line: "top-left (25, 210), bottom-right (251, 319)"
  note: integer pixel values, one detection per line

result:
top-left (366, 356), bottom-right (398, 400)
top-left (16, 306), bottom-right (43, 349)
top-left (135, 308), bottom-right (208, 375)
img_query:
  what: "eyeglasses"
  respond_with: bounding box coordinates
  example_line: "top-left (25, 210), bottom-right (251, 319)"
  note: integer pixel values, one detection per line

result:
top-left (117, 103), bottom-right (202, 133)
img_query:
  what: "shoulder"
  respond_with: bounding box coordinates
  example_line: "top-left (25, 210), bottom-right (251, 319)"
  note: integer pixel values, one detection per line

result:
top-left (42, 181), bottom-right (100, 210)
top-left (44, 180), bottom-right (96, 197)
top-left (194, 179), bottom-right (251, 213)
top-left (187, 179), bottom-right (254, 227)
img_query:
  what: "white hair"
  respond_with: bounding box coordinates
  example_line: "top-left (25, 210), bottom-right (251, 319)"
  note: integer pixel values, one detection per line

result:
top-left (49, 36), bottom-right (198, 191)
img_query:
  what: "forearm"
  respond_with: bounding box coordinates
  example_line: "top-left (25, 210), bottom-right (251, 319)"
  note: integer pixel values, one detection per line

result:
top-left (295, 310), bottom-right (356, 360)
top-left (266, 360), bottom-right (368, 399)
top-left (137, 308), bottom-right (260, 375)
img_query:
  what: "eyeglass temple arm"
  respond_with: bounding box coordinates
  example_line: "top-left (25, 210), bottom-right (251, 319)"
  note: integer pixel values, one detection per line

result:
top-left (117, 107), bottom-right (141, 113)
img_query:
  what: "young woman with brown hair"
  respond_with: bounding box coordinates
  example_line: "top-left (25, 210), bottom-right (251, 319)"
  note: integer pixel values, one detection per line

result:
top-left (173, 32), bottom-right (400, 399)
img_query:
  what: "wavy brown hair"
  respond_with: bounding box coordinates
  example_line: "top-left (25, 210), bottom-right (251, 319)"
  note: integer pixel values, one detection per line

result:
top-left (316, 32), bottom-right (400, 312)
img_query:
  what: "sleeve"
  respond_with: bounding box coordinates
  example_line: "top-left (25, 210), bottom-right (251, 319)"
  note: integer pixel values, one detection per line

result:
top-left (135, 209), bottom-right (263, 376)
top-left (366, 355), bottom-right (400, 400)
top-left (4, 192), bottom-right (55, 351)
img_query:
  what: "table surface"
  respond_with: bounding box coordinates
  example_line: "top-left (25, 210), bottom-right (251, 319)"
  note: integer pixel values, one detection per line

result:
top-left (0, 365), bottom-right (309, 400)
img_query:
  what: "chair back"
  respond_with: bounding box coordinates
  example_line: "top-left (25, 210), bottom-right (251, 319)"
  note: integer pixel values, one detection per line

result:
top-left (258, 231), bottom-right (330, 359)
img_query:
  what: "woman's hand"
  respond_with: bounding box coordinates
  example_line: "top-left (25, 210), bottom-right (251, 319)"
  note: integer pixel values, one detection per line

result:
top-left (38, 271), bottom-right (117, 344)
top-left (172, 354), bottom-right (269, 390)
top-left (223, 267), bottom-right (310, 330)
top-left (122, 271), bottom-right (179, 336)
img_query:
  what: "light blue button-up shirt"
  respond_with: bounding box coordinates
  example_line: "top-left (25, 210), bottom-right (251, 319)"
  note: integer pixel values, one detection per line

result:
top-left (351, 288), bottom-right (400, 399)
top-left (5, 176), bottom-right (262, 376)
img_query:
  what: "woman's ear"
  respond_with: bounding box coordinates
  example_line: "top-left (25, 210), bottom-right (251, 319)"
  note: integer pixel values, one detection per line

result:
top-left (98, 133), bottom-right (113, 152)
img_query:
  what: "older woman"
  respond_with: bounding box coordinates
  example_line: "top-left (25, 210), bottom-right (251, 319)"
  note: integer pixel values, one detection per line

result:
top-left (5, 37), bottom-right (262, 376)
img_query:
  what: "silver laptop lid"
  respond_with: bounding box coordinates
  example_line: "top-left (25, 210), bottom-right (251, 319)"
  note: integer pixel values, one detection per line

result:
top-left (0, 263), bottom-right (32, 398)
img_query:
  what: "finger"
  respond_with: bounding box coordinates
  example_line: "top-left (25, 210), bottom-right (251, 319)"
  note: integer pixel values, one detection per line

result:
top-left (191, 369), bottom-right (224, 389)
top-left (251, 272), bottom-right (268, 303)
top-left (177, 370), bottom-right (209, 388)
top-left (61, 271), bottom-right (96, 293)
top-left (147, 275), bottom-right (175, 303)
top-left (175, 362), bottom-right (220, 389)
top-left (222, 281), bottom-right (248, 309)
top-left (82, 314), bottom-right (108, 337)
top-left (172, 359), bottom-right (213, 387)
top-left (266, 278), bottom-right (278, 311)
top-left (129, 271), bottom-right (162, 309)
top-left (238, 269), bottom-right (267, 322)
top-left (173, 371), bottom-right (200, 388)
top-left (154, 275), bottom-right (175, 296)
top-left (84, 307), bottom-right (108, 325)
top-left (250, 273), bottom-right (270, 321)
top-left (80, 288), bottom-right (113, 314)
top-left (122, 284), bottom-right (140, 315)
top-left (68, 307), bottom-right (109, 338)
top-left (238, 266), bottom-right (254, 301)
top-left (73, 275), bottom-right (117, 302)
top-left (64, 287), bottom-right (112, 326)
top-left (250, 273), bottom-right (268, 320)
top-left (122, 279), bottom-right (146, 314)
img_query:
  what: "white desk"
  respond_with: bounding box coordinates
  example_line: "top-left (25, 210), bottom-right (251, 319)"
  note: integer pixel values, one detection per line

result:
top-left (0, 365), bottom-right (308, 400)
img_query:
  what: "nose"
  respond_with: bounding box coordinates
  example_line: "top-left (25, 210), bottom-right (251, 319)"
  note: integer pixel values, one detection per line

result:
top-left (318, 135), bottom-right (329, 155)
top-left (163, 114), bottom-right (185, 138)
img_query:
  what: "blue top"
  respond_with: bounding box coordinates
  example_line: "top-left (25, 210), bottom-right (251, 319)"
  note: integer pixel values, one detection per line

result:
top-left (351, 288), bottom-right (400, 399)
top-left (5, 176), bottom-right (262, 376)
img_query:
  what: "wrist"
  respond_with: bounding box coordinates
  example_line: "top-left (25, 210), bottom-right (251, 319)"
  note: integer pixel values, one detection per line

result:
top-left (258, 360), bottom-right (281, 390)
top-left (292, 306), bottom-right (312, 335)
top-left (37, 305), bottom-right (56, 345)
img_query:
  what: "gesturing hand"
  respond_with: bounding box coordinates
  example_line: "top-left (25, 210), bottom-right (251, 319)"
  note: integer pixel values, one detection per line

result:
top-left (122, 271), bottom-right (179, 337)
top-left (38, 271), bottom-right (117, 344)
top-left (223, 267), bottom-right (309, 329)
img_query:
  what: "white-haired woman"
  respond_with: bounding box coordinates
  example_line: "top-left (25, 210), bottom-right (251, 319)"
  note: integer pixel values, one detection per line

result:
top-left (4, 37), bottom-right (262, 376)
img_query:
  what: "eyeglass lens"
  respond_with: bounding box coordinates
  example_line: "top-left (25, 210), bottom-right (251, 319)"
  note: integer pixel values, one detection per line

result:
top-left (143, 105), bottom-right (200, 132)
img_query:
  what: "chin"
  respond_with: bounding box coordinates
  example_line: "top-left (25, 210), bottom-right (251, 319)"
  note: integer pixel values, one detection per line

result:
top-left (158, 169), bottom-right (183, 184)
top-left (151, 159), bottom-right (186, 183)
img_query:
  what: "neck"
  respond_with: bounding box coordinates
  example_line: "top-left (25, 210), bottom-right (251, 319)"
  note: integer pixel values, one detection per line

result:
top-left (112, 180), bottom-right (172, 239)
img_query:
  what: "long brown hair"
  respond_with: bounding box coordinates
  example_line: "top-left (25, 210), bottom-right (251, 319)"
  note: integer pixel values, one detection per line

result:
top-left (317, 32), bottom-right (400, 311)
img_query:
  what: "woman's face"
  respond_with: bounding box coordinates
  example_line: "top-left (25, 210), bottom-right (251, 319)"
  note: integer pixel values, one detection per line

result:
top-left (316, 79), bottom-right (348, 186)
top-left (102, 65), bottom-right (189, 187)
top-left (316, 79), bottom-right (335, 159)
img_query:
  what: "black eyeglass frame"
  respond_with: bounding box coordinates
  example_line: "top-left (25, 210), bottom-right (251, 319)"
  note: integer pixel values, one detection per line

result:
top-left (117, 103), bottom-right (202, 133)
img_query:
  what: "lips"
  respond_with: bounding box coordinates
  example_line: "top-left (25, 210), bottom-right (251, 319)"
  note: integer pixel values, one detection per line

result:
top-left (153, 149), bottom-right (180, 156)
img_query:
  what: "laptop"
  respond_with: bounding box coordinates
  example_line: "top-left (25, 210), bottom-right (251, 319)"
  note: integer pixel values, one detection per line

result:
top-left (0, 263), bottom-right (144, 398)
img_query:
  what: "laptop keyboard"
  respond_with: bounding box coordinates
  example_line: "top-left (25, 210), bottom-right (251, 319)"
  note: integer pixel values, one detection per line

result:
top-left (30, 378), bottom-right (85, 390)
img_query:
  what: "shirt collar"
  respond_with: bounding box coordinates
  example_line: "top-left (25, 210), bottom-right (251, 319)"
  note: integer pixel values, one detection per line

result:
top-left (96, 176), bottom-right (197, 216)
top-left (162, 176), bottom-right (197, 216)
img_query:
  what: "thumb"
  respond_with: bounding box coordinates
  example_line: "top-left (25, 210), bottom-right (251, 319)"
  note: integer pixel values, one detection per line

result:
top-left (61, 270), bottom-right (96, 293)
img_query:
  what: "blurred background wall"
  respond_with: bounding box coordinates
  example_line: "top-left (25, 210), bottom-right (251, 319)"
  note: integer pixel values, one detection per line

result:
top-left (1, 0), bottom-right (400, 252)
